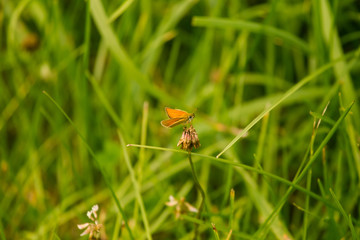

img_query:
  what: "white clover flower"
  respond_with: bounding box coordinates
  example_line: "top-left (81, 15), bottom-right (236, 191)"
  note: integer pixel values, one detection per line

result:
top-left (165, 195), bottom-right (198, 219)
top-left (78, 205), bottom-right (102, 239)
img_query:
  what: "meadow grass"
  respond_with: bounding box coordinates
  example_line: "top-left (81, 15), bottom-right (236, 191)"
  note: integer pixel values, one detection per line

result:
top-left (1, 0), bottom-right (360, 239)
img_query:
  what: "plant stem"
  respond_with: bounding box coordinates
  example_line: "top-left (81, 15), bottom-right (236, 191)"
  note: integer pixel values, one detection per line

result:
top-left (188, 152), bottom-right (205, 240)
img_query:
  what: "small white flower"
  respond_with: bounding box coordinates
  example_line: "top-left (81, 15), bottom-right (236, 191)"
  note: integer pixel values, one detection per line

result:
top-left (92, 205), bottom-right (99, 219)
top-left (87, 211), bottom-right (93, 221)
top-left (78, 205), bottom-right (102, 239)
top-left (77, 223), bottom-right (90, 230)
top-left (165, 195), bottom-right (198, 219)
top-left (165, 195), bottom-right (178, 207)
top-left (185, 202), bottom-right (198, 213)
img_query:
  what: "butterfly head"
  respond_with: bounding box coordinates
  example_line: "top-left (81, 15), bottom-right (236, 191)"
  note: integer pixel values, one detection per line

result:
top-left (188, 113), bottom-right (195, 122)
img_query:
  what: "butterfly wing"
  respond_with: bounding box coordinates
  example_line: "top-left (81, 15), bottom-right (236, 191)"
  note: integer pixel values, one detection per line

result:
top-left (165, 107), bottom-right (189, 118)
top-left (161, 118), bottom-right (186, 128)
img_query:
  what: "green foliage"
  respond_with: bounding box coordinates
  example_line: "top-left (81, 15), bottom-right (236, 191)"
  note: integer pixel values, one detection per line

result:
top-left (1, 0), bottom-right (360, 239)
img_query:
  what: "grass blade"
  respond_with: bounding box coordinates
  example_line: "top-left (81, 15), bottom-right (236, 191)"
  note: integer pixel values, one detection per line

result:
top-left (254, 101), bottom-right (354, 238)
top-left (118, 130), bottom-right (152, 240)
top-left (89, 0), bottom-right (176, 105)
top-left (216, 53), bottom-right (355, 158)
top-left (42, 91), bottom-right (134, 240)
top-left (329, 188), bottom-right (358, 240)
top-left (318, 0), bottom-right (360, 126)
top-left (192, 17), bottom-right (310, 53)
top-left (127, 144), bottom-right (334, 209)
top-left (108, 0), bottom-right (134, 23)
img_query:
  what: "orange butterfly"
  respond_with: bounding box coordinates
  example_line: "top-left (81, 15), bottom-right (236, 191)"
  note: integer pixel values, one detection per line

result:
top-left (161, 107), bottom-right (195, 128)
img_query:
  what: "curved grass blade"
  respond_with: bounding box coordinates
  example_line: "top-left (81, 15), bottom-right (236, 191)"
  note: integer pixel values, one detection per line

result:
top-left (254, 101), bottom-right (354, 239)
top-left (127, 144), bottom-right (335, 209)
top-left (42, 91), bottom-right (134, 240)
top-left (216, 53), bottom-right (355, 159)
top-left (329, 188), bottom-right (358, 240)
top-left (118, 131), bottom-right (153, 240)
top-left (192, 17), bottom-right (310, 53)
top-left (318, 0), bottom-right (360, 127)
top-left (7, 0), bottom-right (32, 48)
top-left (89, 0), bottom-right (176, 105)
top-left (108, 0), bottom-right (134, 23)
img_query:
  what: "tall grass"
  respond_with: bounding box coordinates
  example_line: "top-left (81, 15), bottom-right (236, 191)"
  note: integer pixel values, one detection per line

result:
top-left (1, 0), bottom-right (360, 239)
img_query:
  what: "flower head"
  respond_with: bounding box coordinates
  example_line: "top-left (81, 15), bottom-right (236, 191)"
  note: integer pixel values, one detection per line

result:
top-left (78, 204), bottom-right (103, 239)
top-left (177, 125), bottom-right (200, 152)
top-left (165, 195), bottom-right (198, 219)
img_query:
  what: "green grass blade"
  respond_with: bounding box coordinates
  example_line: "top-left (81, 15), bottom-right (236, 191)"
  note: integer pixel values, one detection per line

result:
top-left (192, 17), bottom-right (310, 53)
top-left (127, 144), bottom-right (334, 209)
top-left (329, 188), bottom-right (358, 240)
top-left (302, 170), bottom-right (312, 240)
top-left (254, 101), bottom-right (354, 238)
top-left (229, 189), bottom-right (235, 231)
top-left (133, 102), bottom-right (149, 229)
top-left (7, 0), bottom-right (32, 48)
top-left (108, 0), bottom-right (134, 23)
top-left (89, 0), bottom-right (176, 105)
top-left (318, 0), bottom-right (360, 126)
top-left (118, 130), bottom-right (152, 240)
top-left (42, 91), bottom-right (134, 240)
top-left (216, 53), bottom-right (355, 159)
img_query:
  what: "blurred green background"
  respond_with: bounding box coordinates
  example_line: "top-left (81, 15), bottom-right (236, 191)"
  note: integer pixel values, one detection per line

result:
top-left (1, 0), bottom-right (360, 239)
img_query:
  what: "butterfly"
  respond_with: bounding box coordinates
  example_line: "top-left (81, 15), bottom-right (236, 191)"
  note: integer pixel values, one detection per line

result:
top-left (161, 107), bottom-right (195, 128)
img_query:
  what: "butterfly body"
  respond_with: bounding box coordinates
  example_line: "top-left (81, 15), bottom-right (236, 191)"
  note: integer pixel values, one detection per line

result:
top-left (161, 107), bottom-right (195, 128)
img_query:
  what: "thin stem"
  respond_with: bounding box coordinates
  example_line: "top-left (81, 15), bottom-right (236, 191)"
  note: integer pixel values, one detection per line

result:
top-left (188, 152), bottom-right (205, 240)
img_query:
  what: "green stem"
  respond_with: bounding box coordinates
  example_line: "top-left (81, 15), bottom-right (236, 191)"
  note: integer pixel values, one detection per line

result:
top-left (188, 152), bottom-right (205, 240)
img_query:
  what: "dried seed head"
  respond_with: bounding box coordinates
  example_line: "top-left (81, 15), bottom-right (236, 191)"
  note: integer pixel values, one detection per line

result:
top-left (177, 126), bottom-right (200, 152)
